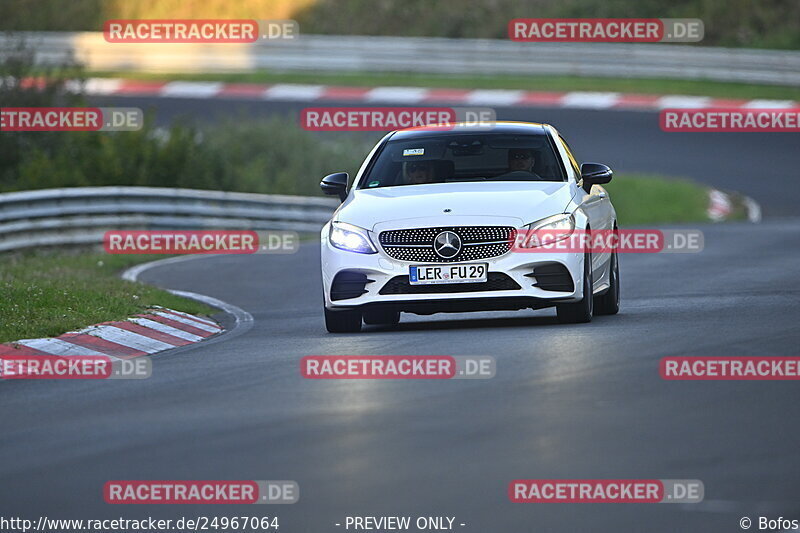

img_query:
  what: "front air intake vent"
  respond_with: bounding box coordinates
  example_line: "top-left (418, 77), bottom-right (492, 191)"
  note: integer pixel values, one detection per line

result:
top-left (330, 271), bottom-right (373, 301)
top-left (527, 263), bottom-right (574, 292)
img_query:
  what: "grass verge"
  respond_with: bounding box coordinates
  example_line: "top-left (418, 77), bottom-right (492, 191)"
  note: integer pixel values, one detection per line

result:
top-left (91, 70), bottom-right (800, 102)
top-left (0, 251), bottom-right (215, 343)
top-left (604, 174), bottom-right (716, 225)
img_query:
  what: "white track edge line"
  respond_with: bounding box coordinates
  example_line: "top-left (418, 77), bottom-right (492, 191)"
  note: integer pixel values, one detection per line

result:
top-left (122, 257), bottom-right (254, 338)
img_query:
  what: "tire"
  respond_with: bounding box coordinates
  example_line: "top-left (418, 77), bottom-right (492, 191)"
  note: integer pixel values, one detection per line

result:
top-left (594, 249), bottom-right (620, 315)
top-left (324, 307), bottom-right (362, 333)
top-left (556, 251), bottom-right (593, 324)
top-left (363, 308), bottom-right (401, 326)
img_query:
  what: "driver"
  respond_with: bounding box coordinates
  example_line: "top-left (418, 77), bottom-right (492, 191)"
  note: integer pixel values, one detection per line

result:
top-left (507, 148), bottom-right (535, 173)
top-left (404, 160), bottom-right (436, 184)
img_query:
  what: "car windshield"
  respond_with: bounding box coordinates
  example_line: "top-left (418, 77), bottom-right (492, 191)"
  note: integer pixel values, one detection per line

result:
top-left (358, 133), bottom-right (566, 189)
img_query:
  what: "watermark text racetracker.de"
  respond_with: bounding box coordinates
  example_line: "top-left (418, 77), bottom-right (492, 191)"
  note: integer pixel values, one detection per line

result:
top-left (509, 18), bottom-right (703, 43)
top-left (511, 229), bottom-right (703, 253)
top-left (103, 230), bottom-right (299, 255)
top-left (104, 480), bottom-right (298, 504)
top-left (0, 355), bottom-right (150, 380)
top-left (103, 19), bottom-right (298, 42)
top-left (301, 107), bottom-right (497, 131)
top-left (1, 108), bottom-right (143, 132)
top-left (661, 357), bottom-right (800, 380)
top-left (509, 479), bottom-right (704, 503)
top-left (661, 108), bottom-right (800, 132)
top-left (301, 356), bottom-right (495, 379)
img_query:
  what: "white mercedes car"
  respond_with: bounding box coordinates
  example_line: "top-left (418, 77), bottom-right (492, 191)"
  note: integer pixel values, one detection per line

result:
top-left (319, 122), bottom-right (619, 333)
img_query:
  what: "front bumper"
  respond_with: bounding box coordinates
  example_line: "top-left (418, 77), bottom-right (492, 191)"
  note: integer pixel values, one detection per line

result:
top-left (321, 235), bottom-right (586, 314)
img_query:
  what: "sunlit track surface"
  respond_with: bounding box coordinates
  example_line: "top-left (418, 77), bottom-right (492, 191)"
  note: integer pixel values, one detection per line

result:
top-left (86, 94), bottom-right (800, 217)
top-left (1, 221), bottom-right (799, 532)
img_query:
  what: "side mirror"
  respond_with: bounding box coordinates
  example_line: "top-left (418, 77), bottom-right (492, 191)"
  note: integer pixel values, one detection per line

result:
top-left (580, 163), bottom-right (613, 190)
top-left (320, 172), bottom-right (349, 202)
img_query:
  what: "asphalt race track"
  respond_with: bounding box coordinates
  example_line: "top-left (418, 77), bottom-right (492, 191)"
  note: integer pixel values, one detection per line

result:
top-left (1, 96), bottom-right (799, 532)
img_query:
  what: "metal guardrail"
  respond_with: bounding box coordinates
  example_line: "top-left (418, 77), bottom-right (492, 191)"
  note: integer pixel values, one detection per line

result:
top-left (0, 187), bottom-right (339, 253)
top-left (2, 32), bottom-right (799, 86)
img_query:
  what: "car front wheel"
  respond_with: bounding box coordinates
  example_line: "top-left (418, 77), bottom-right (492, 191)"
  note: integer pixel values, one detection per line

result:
top-left (556, 251), bottom-right (593, 324)
top-left (594, 249), bottom-right (620, 315)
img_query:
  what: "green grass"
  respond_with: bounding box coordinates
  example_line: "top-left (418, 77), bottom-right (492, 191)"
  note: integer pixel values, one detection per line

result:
top-left (0, 251), bottom-right (215, 343)
top-left (0, 115), bottom-right (371, 196)
top-left (606, 174), bottom-right (714, 225)
top-left (89, 70), bottom-right (800, 102)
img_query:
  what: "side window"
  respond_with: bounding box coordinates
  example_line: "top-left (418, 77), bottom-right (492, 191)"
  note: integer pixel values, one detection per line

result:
top-left (558, 136), bottom-right (581, 179)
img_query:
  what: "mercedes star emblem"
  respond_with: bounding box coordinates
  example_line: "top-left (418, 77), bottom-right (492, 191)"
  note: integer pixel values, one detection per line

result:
top-left (433, 231), bottom-right (462, 259)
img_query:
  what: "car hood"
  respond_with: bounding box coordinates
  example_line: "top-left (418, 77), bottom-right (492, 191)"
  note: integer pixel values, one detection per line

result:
top-left (336, 181), bottom-right (575, 231)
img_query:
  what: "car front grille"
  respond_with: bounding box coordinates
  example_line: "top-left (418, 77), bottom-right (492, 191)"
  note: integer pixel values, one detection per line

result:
top-left (379, 226), bottom-right (516, 263)
top-left (379, 272), bottom-right (521, 295)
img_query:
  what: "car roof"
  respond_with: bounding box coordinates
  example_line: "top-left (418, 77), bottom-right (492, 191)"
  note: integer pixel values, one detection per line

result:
top-left (389, 121), bottom-right (551, 141)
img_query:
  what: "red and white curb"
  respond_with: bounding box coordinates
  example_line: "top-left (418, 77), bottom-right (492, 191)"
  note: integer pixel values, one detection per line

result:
top-left (0, 307), bottom-right (221, 376)
top-left (707, 189), bottom-right (761, 223)
top-left (708, 190), bottom-right (733, 221)
top-left (64, 78), bottom-right (800, 112)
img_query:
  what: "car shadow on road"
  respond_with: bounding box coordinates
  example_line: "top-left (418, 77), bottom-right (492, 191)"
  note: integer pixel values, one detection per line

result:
top-left (357, 309), bottom-right (627, 333)
top-left (363, 313), bottom-right (565, 333)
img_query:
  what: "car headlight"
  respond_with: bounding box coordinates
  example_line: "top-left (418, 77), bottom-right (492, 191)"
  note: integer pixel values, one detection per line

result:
top-left (519, 213), bottom-right (575, 248)
top-left (329, 221), bottom-right (377, 254)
